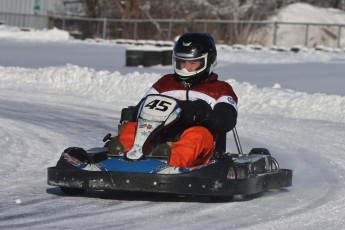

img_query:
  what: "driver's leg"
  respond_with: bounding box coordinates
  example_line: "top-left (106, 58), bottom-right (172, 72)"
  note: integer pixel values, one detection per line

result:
top-left (117, 122), bottom-right (136, 152)
top-left (169, 126), bottom-right (214, 168)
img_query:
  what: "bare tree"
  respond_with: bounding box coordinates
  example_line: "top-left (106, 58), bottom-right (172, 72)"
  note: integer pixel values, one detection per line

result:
top-left (113, 0), bottom-right (143, 19)
top-left (78, 0), bottom-right (344, 42)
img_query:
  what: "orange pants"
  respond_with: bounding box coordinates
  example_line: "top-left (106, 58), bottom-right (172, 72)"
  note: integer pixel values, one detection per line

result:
top-left (118, 122), bottom-right (214, 168)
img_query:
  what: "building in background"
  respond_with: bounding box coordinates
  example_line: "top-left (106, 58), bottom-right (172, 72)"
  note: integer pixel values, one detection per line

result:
top-left (0, 0), bottom-right (73, 29)
top-left (0, 0), bottom-right (55, 15)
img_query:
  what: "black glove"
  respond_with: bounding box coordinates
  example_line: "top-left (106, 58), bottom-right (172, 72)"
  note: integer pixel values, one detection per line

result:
top-left (179, 100), bottom-right (212, 125)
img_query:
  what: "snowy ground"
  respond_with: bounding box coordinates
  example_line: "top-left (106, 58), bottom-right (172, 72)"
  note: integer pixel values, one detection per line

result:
top-left (1, 4), bottom-right (345, 229)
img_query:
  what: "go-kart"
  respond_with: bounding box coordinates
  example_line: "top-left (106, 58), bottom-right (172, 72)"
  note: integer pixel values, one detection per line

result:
top-left (47, 95), bottom-right (292, 200)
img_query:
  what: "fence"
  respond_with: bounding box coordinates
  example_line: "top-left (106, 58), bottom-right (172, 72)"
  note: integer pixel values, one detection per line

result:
top-left (1, 12), bottom-right (344, 48)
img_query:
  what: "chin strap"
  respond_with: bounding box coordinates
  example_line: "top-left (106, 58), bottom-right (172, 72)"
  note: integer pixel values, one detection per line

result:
top-left (177, 71), bottom-right (212, 88)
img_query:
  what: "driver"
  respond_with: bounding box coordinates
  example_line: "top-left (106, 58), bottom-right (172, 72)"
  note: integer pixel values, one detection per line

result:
top-left (114, 32), bottom-right (238, 168)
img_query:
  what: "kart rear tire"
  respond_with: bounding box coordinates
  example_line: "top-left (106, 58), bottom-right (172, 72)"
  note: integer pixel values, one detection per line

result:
top-left (208, 196), bottom-right (234, 202)
top-left (60, 187), bottom-right (86, 196)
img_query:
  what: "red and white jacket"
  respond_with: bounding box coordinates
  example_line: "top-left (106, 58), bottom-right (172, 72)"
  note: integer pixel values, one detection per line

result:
top-left (144, 73), bottom-right (238, 133)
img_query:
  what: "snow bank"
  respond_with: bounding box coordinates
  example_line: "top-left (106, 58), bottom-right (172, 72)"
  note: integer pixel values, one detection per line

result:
top-left (0, 25), bottom-right (70, 41)
top-left (256, 3), bottom-right (345, 48)
top-left (231, 80), bottom-right (345, 123)
top-left (273, 3), bottom-right (345, 24)
top-left (0, 65), bottom-right (160, 105)
top-left (1, 65), bottom-right (344, 123)
top-left (217, 45), bottom-right (345, 64)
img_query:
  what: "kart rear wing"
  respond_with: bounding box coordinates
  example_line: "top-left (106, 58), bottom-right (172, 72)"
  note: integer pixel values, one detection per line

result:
top-left (232, 127), bottom-right (244, 156)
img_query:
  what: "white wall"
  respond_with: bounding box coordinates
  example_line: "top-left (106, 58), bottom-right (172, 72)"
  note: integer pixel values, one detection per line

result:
top-left (0, 0), bottom-right (56, 15)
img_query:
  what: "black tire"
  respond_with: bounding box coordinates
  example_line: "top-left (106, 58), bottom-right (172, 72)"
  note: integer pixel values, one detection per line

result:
top-left (162, 49), bottom-right (172, 65)
top-left (208, 196), bottom-right (234, 202)
top-left (143, 50), bottom-right (162, 67)
top-left (60, 187), bottom-right (86, 196)
top-left (126, 50), bottom-right (144, 66)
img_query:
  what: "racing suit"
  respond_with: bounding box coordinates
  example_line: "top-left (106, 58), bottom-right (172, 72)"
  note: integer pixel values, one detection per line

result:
top-left (118, 73), bottom-right (238, 167)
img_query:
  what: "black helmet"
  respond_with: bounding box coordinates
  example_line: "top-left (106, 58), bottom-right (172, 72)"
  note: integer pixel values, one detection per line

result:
top-left (173, 32), bottom-right (217, 86)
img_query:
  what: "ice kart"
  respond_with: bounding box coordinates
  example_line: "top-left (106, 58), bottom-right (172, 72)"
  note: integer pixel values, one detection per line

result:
top-left (47, 95), bottom-right (292, 200)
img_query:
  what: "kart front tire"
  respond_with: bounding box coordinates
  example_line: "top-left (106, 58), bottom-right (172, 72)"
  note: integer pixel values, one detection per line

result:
top-left (60, 187), bottom-right (86, 196)
top-left (208, 196), bottom-right (234, 202)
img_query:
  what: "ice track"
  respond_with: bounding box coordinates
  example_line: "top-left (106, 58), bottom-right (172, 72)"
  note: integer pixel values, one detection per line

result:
top-left (1, 90), bottom-right (344, 230)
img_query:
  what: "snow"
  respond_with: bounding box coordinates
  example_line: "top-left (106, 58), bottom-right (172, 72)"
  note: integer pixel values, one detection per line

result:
top-left (272, 2), bottom-right (345, 24)
top-left (260, 2), bottom-right (345, 48)
top-left (0, 25), bottom-right (70, 41)
top-left (0, 3), bottom-right (345, 230)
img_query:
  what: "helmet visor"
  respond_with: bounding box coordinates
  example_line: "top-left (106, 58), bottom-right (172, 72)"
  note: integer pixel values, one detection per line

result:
top-left (173, 53), bottom-right (208, 78)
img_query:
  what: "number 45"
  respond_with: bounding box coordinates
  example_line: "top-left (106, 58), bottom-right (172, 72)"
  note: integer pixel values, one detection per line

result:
top-left (145, 99), bottom-right (172, 112)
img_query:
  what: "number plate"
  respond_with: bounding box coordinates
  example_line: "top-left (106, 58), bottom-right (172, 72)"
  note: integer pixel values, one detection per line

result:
top-left (140, 95), bottom-right (178, 121)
